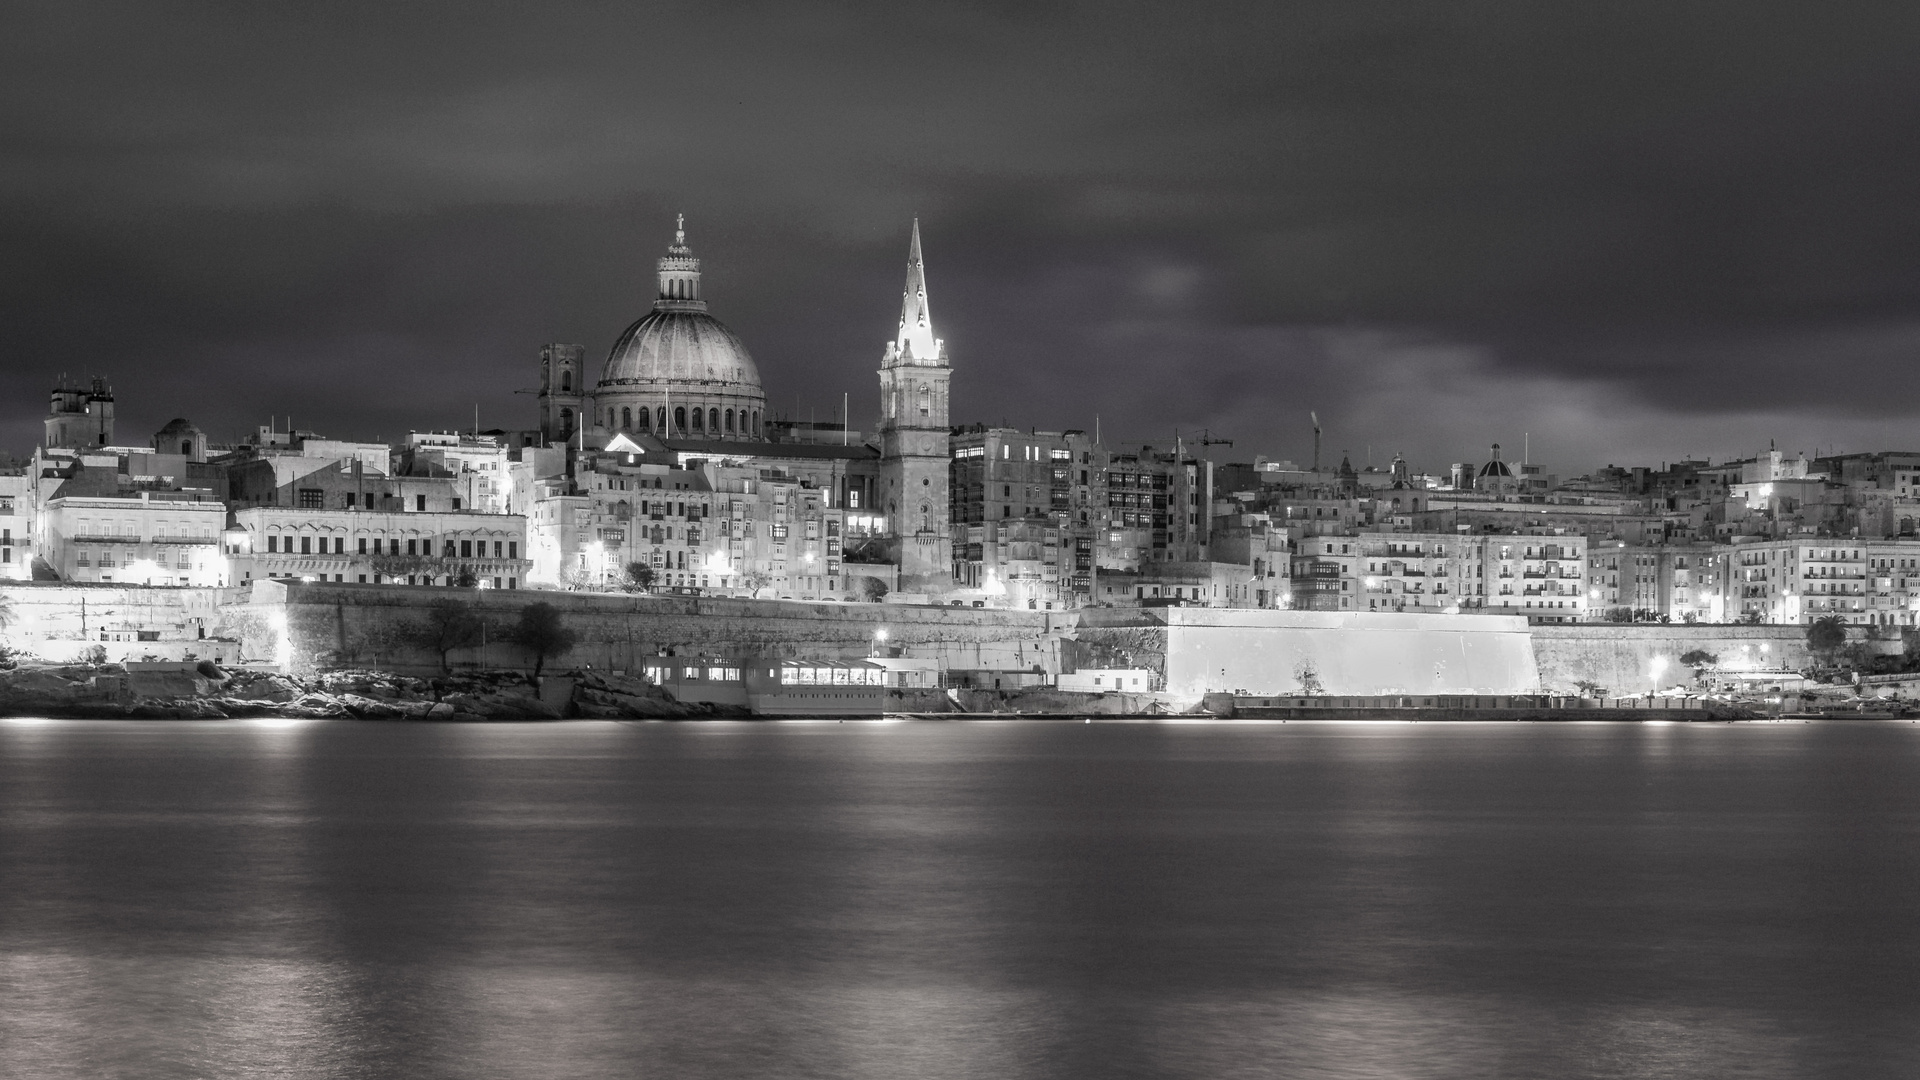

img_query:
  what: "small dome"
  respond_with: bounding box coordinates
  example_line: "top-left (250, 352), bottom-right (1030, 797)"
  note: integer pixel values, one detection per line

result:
top-left (156, 417), bottom-right (200, 435)
top-left (1478, 459), bottom-right (1513, 478)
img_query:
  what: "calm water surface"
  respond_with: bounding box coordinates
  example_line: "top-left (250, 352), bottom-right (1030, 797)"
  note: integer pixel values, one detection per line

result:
top-left (1, 718), bottom-right (1916, 1079)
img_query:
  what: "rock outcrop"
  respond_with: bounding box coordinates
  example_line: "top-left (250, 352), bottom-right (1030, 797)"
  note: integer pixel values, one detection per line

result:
top-left (0, 663), bottom-right (727, 721)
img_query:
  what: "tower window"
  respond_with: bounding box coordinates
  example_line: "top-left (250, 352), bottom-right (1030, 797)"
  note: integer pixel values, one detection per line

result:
top-left (622, 407), bottom-right (632, 430)
top-left (724, 409), bottom-right (734, 433)
top-left (674, 406), bottom-right (687, 432)
top-left (560, 371), bottom-right (571, 392)
top-left (708, 408), bottom-right (718, 432)
top-left (638, 408), bottom-right (651, 431)
top-left (691, 408), bottom-right (703, 432)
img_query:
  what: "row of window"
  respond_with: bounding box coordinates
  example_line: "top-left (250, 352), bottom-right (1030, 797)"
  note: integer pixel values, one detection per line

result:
top-left (263, 535), bottom-right (520, 559)
top-left (70, 519), bottom-right (217, 539)
top-left (609, 404), bottom-right (760, 437)
top-left (296, 490), bottom-right (444, 512)
top-left (256, 572), bottom-right (520, 588)
top-left (75, 550), bottom-right (197, 569)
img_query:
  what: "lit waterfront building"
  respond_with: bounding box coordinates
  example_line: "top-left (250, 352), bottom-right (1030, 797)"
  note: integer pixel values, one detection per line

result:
top-left (226, 506), bottom-right (528, 587)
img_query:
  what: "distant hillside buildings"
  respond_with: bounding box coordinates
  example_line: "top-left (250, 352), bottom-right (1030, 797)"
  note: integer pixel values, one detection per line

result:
top-left (10, 218), bottom-right (1920, 630)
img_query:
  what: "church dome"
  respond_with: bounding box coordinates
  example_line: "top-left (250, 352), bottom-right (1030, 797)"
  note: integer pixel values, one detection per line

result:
top-left (602, 309), bottom-right (761, 388)
top-left (597, 217), bottom-right (764, 392)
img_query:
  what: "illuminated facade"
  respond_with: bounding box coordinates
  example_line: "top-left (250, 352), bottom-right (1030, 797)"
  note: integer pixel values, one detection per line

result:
top-left (42, 493), bottom-right (226, 585)
top-left (227, 506), bottom-right (528, 587)
top-left (877, 220), bottom-right (954, 594)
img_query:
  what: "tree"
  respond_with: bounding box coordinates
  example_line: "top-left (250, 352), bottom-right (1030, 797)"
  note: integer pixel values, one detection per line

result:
top-left (1678, 649), bottom-right (1718, 680)
top-left (859, 576), bottom-right (890, 603)
top-left (1293, 658), bottom-right (1324, 696)
top-left (625, 562), bottom-right (656, 592)
top-left (1806, 615), bottom-right (1848, 663)
top-left (420, 597), bottom-right (484, 674)
top-left (742, 570), bottom-right (773, 598)
top-left (512, 602), bottom-right (577, 680)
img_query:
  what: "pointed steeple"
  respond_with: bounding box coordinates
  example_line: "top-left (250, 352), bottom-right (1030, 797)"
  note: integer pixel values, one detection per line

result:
top-left (893, 218), bottom-right (941, 363)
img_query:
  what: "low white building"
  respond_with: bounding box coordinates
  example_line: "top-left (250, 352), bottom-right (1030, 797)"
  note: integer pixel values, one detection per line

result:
top-left (41, 493), bottom-right (228, 585)
top-left (227, 507), bottom-right (530, 588)
top-left (1058, 668), bottom-right (1157, 693)
top-left (0, 474), bottom-right (34, 581)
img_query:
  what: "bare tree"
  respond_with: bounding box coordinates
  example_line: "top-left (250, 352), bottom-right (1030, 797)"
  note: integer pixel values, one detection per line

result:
top-left (419, 597), bottom-right (484, 674)
top-left (512, 602), bottom-right (577, 681)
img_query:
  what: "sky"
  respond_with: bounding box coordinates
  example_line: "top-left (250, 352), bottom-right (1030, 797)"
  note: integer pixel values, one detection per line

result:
top-left (5, 1), bottom-right (1920, 477)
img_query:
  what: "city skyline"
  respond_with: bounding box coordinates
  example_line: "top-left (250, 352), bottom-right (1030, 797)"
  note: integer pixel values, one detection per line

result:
top-left (8, 4), bottom-right (1920, 474)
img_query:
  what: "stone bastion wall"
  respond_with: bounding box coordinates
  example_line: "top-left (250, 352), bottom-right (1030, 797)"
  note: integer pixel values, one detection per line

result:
top-left (1528, 624), bottom-right (1811, 694)
top-left (242, 581), bottom-right (1068, 677)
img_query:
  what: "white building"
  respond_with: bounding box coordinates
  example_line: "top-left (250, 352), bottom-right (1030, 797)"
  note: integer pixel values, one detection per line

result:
top-left (403, 432), bottom-right (513, 514)
top-left (227, 507), bottom-right (529, 587)
top-left (42, 493), bottom-right (227, 585)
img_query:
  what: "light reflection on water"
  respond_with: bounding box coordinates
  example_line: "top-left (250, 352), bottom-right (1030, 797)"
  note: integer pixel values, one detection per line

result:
top-left (2, 719), bottom-right (1917, 1079)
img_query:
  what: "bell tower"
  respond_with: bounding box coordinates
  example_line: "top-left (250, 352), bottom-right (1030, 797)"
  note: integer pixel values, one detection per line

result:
top-left (877, 219), bottom-right (953, 594)
top-left (538, 343), bottom-right (586, 442)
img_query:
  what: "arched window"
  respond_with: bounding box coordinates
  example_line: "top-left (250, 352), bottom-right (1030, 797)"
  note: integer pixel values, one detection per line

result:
top-left (637, 407), bottom-right (651, 431)
top-left (674, 406), bottom-right (687, 432)
top-left (751, 410), bottom-right (760, 435)
top-left (691, 408), bottom-right (704, 432)
top-left (560, 407), bottom-right (573, 433)
top-left (918, 385), bottom-right (930, 416)
top-left (621, 407), bottom-right (632, 430)
top-left (708, 408), bottom-right (718, 432)
top-left (560, 371), bottom-right (571, 392)
top-left (724, 409), bottom-right (734, 433)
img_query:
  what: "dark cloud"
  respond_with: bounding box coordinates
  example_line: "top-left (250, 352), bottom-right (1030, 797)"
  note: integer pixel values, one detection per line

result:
top-left (4, 1), bottom-right (1920, 475)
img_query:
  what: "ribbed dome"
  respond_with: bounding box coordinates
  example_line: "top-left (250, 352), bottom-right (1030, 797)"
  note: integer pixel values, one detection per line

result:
top-left (600, 309), bottom-right (762, 388)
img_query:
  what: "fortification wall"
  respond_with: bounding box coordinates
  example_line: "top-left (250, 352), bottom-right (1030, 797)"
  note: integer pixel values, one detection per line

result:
top-left (244, 581), bottom-right (1066, 677)
top-left (1157, 609), bottom-right (1541, 698)
top-left (0, 583), bottom-right (244, 663)
top-left (1529, 624), bottom-right (1809, 694)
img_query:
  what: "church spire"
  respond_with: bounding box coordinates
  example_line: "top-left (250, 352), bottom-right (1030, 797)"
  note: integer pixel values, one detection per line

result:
top-left (893, 218), bottom-right (941, 363)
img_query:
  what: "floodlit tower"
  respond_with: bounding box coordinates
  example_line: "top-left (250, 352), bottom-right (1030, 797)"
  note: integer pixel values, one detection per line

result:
top-left (877, 219), bottom-right (953, 593)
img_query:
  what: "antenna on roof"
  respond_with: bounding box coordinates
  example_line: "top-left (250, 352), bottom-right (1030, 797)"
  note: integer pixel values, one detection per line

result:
top-left (1310, 411), bottom-right (1322, 472)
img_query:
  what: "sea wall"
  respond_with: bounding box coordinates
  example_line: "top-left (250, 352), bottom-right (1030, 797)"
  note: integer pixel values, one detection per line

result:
top-left (244, 581), bottom-right (1067, 678)
top-left (0, 583), bottom-right (245, 664)
top-left (1528, 624), bottom-right (1809, 694)
top-left (1154, 609), bottom-right (1541, 699)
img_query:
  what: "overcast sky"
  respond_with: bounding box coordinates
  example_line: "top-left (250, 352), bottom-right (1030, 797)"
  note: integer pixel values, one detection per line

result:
top-left (5, 1), bottom-right (1920, 476)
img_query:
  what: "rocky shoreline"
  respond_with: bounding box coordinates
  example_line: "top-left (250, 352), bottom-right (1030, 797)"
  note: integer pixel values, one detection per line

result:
top-left (0, 663), bottom-right (744, 721)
